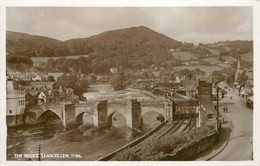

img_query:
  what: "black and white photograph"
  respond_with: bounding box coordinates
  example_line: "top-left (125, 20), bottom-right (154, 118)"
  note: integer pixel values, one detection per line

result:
top-left (2, 3), bottom-right (258, 164)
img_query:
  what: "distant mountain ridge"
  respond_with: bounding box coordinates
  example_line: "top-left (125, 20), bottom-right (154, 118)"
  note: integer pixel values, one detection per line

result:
top-left (84, 25), bottom-right (180, 46)
top-left (7, 26), bottom-right (181, 57)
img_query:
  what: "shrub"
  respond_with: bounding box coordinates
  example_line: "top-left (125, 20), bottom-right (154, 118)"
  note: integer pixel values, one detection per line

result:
top-left (114, 124), bottom-right (215, 161)
top-left (114, 148), bottom-right (140, 161)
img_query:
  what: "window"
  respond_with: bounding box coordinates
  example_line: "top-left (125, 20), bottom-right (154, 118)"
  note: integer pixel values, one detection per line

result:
top-left (18, 100), bottom-right (20, 106)
top-left (9, 110), bottom-right (12, 114)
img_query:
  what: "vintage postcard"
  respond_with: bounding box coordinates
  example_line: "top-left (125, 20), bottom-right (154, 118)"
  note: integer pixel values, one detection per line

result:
top-left (1, 0), bottom-right (260, 166)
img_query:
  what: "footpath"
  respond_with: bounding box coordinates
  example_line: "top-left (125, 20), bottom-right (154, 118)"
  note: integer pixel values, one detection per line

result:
top-left (195, 109), bottom-right (231, 160)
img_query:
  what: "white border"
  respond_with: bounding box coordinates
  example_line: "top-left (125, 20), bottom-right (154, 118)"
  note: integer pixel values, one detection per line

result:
top-left (1, 1), bottom-right (260, 166)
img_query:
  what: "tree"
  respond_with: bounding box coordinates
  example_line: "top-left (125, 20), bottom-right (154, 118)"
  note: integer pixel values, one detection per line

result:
top-left (179, 69), bottom-right (192, 78)
top-left (47, 75), bottom-right (55, 82)
top-left (55, 74), bottom-right (89, 98)
top-left (142, 71), bottom-right (149, 79)
top-left (74, 79), bottom-right (89, 97)
top-left (90, 73), bottom-right (97, 83)
top-left (212, 71), bottom-right (225, 83)
top-left (225, 70), bottom-right (235, 85)
top-left (237, 71), bottom-right (248, 87)
top-left (191, 68), bottom-right (206, 76)
top-left (111, 72), bottom-right (126, 90)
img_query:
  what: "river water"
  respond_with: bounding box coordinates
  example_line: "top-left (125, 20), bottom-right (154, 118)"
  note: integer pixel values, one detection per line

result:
top-left (7, 84), bottom-right (161, 161)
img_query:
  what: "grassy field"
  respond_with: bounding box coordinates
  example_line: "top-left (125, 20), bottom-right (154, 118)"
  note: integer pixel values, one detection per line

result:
top-left (201, 57), bottom-right (221, 65)
top-left (240, 51), bottom-right (253, 62)
top-left (31, 55), bottom-right (89, 63)
top-left (174, 65), bottom-right (223, 73)
top-left (171, 51), bottom-right (197, 61)
top-left (207, 48), bottom-right (220, 55)
top-left (224, 56), bottom-right (237, 63)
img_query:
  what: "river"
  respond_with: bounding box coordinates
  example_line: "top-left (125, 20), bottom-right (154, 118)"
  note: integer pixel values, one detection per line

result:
top-left (7, 84), bottom-right (161, 161)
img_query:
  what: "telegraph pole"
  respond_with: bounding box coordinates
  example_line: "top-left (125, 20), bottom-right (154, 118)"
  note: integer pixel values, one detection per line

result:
top-left (38, 143), bottom-right (41, 161)
top-left (198, 102), bottom-right (201, 128)
top-left (216, 87), bottom-right (220, 141)
top-left (217, 87), bottom-right (219, 118)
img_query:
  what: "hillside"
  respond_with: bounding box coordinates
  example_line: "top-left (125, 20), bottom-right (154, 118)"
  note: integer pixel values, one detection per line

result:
top-left (81, 25), bottom-right (180, 46)
top-left (6, 31), bottom-right (61, 56)
top-left (7, 26), bottom-right (183, 73)
top-left (6, 26), bottom-right (253, 74)
top-left (7, 26), bottom-right (181, 57)
top-left (204, 40), bottom-right (253, 62)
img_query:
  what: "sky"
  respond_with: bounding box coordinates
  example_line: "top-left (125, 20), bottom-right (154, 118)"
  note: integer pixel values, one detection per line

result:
top-left (6, 7), bottom-right (253, 44)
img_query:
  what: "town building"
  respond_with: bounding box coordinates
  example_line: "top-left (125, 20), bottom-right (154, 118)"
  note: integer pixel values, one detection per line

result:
top-left (32, 62), bottom-right (46, 68)
top-left (48, 72), bottom-right (63, 81)
top-left (244, 69), bottom-right (253, 97)
top-left (32, 75), bottom-right (42, 81)
top-left (30, 82), bottom-right (55, 91)
top-left (25, 90), bottom-right (39, 106)
top-left (25, 85), bottom-right (79, 106)
top-left (110, 67), bottom-right (118, 74)
top-left (181, 62), bottom-right (190, 66)
top-left (175, 76), bottom-right (181, 83)
top-left (6, 79), bottom-right (26, 127)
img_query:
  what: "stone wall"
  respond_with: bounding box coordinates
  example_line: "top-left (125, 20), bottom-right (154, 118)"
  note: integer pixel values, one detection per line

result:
top-left (24, 112), bottom-right (37, 125)
top-left (6, 114), bottom-right (24, 127)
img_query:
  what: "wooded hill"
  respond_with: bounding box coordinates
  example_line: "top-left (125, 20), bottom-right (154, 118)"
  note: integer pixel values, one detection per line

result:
top-left (7, 26), bottom-right (181, 57)
top-left (6, 26), bottom-right (253, 74)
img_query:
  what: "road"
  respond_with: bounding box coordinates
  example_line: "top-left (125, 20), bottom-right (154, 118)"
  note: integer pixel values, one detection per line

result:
top-left (210, 88), bottom-right (253, 160)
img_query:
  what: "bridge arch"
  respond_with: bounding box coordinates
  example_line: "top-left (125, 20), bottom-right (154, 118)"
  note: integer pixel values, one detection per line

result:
top-left (75, 106), bottom-right (93, 118)
top-left (37, 109), bottom-right (63, 124)
top-left (107, 110), bottom-right (127, 128)
top-left (141, 108), bottom-right (165, 123)
top-left (75, 106), bottom-right (94, 125)
top-left (76, 112), bottom-right (85, 124)
top-left (75, 110), bottom-right (95, 125)
top-left (141, 108), bottom-right (165, 117)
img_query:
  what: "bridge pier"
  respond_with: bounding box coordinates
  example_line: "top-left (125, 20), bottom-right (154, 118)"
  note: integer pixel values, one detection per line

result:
top-left (93, 100), bottom-right (108, 128)
top-left (165, 100), bottom-right (175, 122)
top-left (164, 100), bottom-right (177, 122)
top-left (197, 102), bottom-right (201, 128)
top-left (126, 99), bottom-right (142, 130)
top-left (62, 106), bottom-right (66, 127)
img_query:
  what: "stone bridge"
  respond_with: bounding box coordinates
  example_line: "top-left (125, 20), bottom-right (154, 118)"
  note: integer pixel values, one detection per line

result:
top-left (24, 99), bottom-right (200, 129)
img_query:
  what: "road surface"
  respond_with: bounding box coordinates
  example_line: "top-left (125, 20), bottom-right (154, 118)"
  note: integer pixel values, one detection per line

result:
top-left (211, 88), bottom-right (253, 160)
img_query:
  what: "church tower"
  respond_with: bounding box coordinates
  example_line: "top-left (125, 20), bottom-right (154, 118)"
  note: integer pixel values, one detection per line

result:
top-left (234, 57), bottom-right (241, 84)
